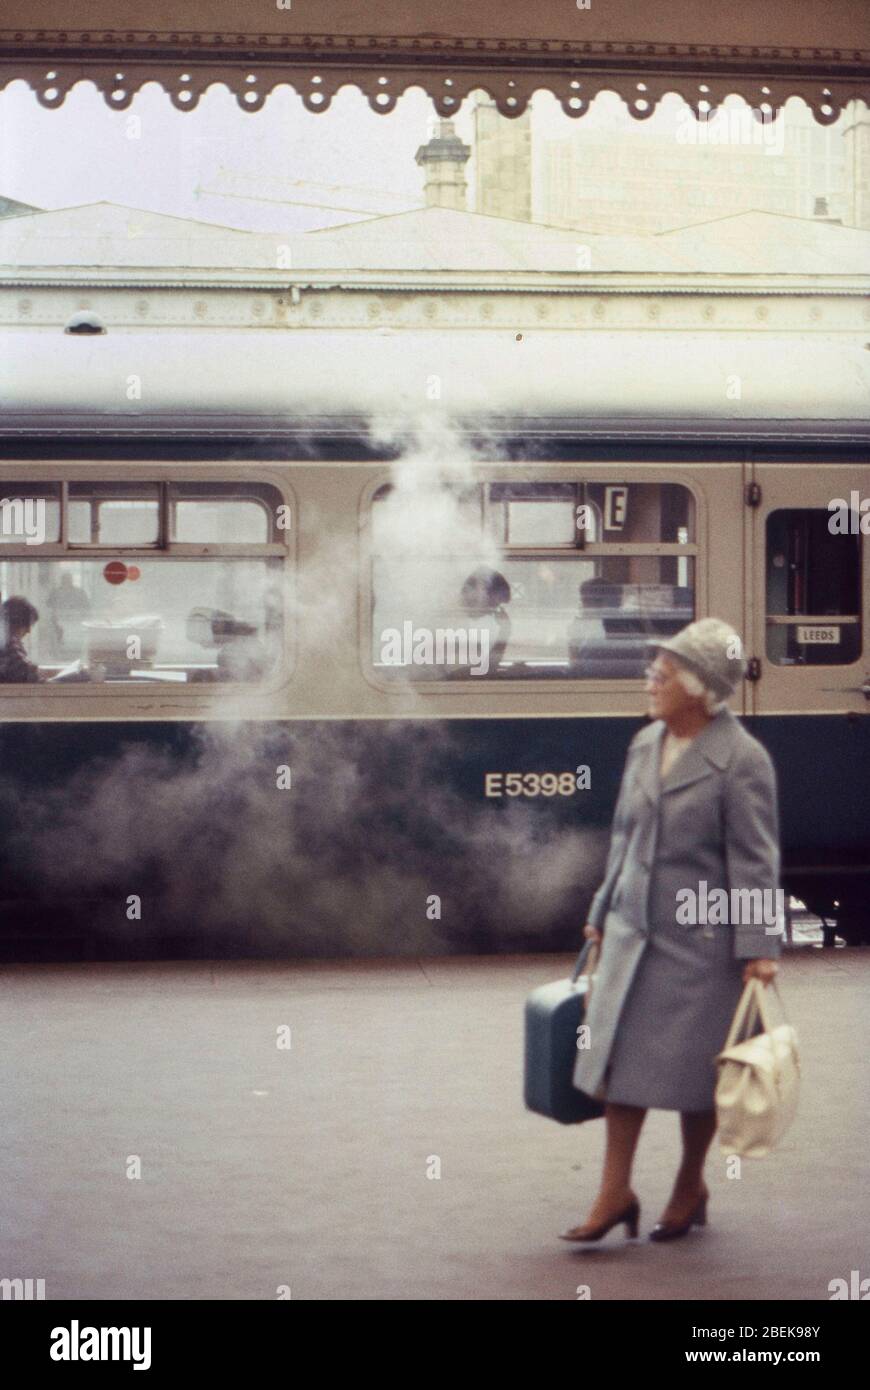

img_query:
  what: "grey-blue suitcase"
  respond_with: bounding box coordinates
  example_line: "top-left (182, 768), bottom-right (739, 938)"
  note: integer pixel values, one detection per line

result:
top-left (524, 942), bottom-right (606, 1125)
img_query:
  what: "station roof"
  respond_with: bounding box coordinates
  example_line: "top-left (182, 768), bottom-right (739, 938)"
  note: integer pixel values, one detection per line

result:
top-left (1, 200), bottom-right (868, 285)
top-left (285, 206), bottom-right (870, 277)
top-left (0, 194), bottom-right (41, 219)
top-left (0, 201), bottom-right (270, 271)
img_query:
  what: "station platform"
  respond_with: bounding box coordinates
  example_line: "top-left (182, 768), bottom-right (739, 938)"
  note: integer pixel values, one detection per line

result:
top-left (1, 945), bottom-right (867, 1301)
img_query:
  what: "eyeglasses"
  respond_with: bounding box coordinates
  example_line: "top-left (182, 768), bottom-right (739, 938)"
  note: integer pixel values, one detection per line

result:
top-left (644, 666), bottom-right (671, 687)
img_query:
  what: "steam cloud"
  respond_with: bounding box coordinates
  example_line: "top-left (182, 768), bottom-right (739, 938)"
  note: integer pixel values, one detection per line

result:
top-left (2, 414), bottom-right (611, 958)
top-left (5, 719), bottom-right (608, 956)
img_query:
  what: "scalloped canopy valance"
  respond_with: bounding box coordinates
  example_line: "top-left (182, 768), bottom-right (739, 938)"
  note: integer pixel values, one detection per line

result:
top-left (0, 1), bottom-right (867, 122)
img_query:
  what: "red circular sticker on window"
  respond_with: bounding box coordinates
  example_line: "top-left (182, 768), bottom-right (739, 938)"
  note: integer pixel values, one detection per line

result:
top-left (103, 561), bottom-right (128, 585)
top-left (126, 565), bottom-right (141, 581)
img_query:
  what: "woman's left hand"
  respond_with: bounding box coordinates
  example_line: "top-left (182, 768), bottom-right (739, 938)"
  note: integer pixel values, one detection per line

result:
top-left (743, 958), bottom-right (779, 986)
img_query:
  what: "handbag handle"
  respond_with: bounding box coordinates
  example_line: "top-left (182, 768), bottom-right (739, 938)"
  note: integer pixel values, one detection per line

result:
top-left (723, 979), bottom-right (763, 1048)
top-left (754, 980), bottom-right (800, 1077)
top-left (747, 976), bottom-right (792, 1035)
top-left (763, 978), bottom-right (791, 1024)
top-left (724, 977), bottom-right (794, 1050)
top-left (721, 979), bottom-right (800, 1105)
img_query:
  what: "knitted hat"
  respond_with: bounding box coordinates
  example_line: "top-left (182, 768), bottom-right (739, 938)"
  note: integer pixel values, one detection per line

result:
top-left (647, 617), bottom-right (745, 699)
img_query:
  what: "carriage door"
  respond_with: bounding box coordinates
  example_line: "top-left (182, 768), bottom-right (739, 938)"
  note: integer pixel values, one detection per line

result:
top-left (749, 462), bottom-right (869, 716)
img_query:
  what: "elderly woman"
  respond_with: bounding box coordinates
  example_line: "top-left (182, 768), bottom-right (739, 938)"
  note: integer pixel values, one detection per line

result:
top-left (563, 618), bottom-right (781, 1244)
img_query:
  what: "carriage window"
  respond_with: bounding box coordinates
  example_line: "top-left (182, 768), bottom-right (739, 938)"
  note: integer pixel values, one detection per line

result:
top-left (170, 483), bottom-right (277, 543)
top-left (0, 480), bottom-right (289, 686)
top-left (766, 509), bottom-right (862, 666)
top-left (487, 484), bottom-right (585, 546)
top-left (67, 482), bottom-right (161, 545)
top-left (371, 480), bottom-right (696, 680)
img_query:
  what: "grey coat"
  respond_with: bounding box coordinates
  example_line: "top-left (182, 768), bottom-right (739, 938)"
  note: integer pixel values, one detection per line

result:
top-left (573, 706), bottom-right (783, 1112)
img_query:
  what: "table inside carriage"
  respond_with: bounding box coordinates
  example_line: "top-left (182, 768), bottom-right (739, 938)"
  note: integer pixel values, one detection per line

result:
top-left (40, 661), bottom-right (222, 684)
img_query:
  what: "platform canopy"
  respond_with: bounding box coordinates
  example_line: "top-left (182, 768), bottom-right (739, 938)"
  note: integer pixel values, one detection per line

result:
top-left (0, 0), bottom-right (867, 122)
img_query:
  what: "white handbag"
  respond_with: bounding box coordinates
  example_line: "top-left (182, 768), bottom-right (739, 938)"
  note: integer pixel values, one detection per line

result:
top-left (715, 979), bottom-right (800, 1158)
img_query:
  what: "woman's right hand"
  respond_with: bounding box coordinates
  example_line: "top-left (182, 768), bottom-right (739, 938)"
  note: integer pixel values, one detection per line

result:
top-left (583, 924), bottom-right (603, 944)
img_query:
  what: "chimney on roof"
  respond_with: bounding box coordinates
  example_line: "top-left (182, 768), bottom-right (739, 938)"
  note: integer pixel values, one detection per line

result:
top-left (415, 119), bottom-right (471, 211)
top-left (812, 195), bottom-right (842, 224)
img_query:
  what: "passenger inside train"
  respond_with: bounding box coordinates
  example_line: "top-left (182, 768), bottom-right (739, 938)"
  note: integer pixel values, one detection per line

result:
top-left (372, 480), bottom-right (698, 679)
top-left (0, 595), bottom-right (42, 683)
top-left (46, 572), bottom-right (91, 658)
top-left (0, 482), bottom-right (286, 684)
top-left (453, 566), bottom-right (512, 676)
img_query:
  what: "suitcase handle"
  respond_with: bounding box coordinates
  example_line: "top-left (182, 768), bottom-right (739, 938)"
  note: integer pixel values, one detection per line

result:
top-left (570, 938), bottom-right (599, 984)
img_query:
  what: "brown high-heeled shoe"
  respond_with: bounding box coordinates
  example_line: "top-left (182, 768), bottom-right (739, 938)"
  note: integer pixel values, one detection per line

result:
top-left (649, 1187), bottom-right (709, 1242)
top-left (559, 1195), bottom-right (641, 1243)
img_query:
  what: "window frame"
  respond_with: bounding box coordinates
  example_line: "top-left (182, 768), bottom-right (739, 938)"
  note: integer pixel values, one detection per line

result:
top-left (0, 466), bottom-right (295, 698)
top-left (361, 466), bottom-right (704, 693)
top-left (764, 505), bottom-right (863, 668)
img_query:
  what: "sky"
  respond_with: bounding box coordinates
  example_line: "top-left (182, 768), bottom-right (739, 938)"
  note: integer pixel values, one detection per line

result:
top-left (0, 78), bottom-right (460, 232)
top-left (1, 76), bottom-right (854, 236)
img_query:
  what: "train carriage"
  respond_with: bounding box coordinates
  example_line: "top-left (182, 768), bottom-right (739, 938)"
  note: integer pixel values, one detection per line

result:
top-left (0, 325), bottom-right (867, 955)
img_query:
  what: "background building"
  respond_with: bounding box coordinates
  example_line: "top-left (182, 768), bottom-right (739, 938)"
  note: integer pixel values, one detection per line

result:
top-left (474, 97), bottom-right (866, 233)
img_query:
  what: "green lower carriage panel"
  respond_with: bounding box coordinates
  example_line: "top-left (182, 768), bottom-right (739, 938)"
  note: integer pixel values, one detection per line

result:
top-left (0, 714), bottom-right (866, 959)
